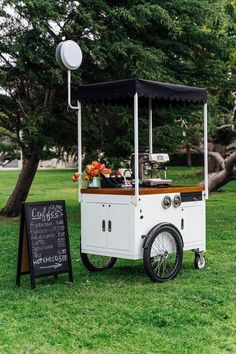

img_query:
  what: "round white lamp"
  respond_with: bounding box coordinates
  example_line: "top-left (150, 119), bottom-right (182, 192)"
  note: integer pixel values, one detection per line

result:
top-left (55, 40), bottom-right (82, 71)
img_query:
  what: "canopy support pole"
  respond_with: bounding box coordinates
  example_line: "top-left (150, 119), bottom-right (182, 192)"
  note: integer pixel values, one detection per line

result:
top-left (78, 100), bottom-right (82, 202)
top-left (149, 98), bottom-right (153, 153)
top-left (203, 102), bottom-right (208, 199)
top-left (134, 93), bottom-right (139, 206)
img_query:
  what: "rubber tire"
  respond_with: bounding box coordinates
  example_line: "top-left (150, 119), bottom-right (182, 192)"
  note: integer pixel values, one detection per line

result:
top-left (143, 224), bottom-right (183, 282)
top-left (80, 251), bottom-right (117, 272)
top-left (194, 254), bottom-right (206, 269)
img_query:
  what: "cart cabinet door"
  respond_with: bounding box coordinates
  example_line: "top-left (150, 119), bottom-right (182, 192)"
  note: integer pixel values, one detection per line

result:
top-left (181, 205), bottom-right (205, 250)
top-left (106, 204), bottom-right (130, 251)
top-left (82, 203), bottom-right (107, 248)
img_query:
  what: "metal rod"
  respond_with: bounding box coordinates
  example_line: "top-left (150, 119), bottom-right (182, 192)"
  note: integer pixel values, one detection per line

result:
top-left (203, 102), bottom-right (208, 199)
top-left (67, 70), bottom-right (81, 201)
top-left (149, 97), bottom-right (153, 153)
top-left (134, 93), bottom-right (139, 206)
top-left (68, 70), bottom-right (80, 109)
top-left (78, 100), bottom-right (82, 202)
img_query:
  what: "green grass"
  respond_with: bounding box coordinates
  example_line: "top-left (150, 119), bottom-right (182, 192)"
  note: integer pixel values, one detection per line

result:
top-left (0, 168), bottom-right (235, 353)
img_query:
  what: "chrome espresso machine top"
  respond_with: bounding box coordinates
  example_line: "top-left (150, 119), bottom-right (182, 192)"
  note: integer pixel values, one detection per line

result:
top-left (130, 152), bottom-right (172, 187)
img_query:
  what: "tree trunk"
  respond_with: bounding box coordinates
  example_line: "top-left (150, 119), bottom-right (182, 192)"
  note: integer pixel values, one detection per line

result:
top-left (208, 142), bottom-right (226, 173)
top-left (208, 170), bottom-right (236, 192)
top-left (195, 148), bottom-right (236, 192)
top-left (0, 153), bottom-right (40, 217)
top-left (206, 151), bottom-right (236, 192)
top-left (186, 145), bottom-right (192, 167)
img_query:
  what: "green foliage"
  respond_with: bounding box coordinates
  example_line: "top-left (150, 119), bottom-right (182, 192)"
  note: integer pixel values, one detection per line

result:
top-left (0, 169), bottom-right (235, 352)
top-left (0, 0), bottom-right (235, 163)
top-left (75, 0), bottom-right (235, 158)
top-left (0, 120), bottom-right (18, 163)
top-left (0, 0), bottom-right (78, 159)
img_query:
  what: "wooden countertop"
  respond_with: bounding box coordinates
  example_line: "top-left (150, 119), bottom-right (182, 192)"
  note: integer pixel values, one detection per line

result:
top-left (81, 185), bottom-right (204, 195)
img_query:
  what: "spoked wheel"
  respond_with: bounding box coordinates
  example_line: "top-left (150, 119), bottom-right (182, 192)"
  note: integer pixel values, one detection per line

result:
top-left (143, 224), bottom-right (183, 282)
top-left (80, 251), bottom-right (117, 272)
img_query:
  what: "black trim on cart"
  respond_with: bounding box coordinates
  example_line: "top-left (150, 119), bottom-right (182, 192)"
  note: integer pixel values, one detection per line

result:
top-left (180, 192), bottom-right (202, 202)
top-left (143, 222), bottom-right (184, 249)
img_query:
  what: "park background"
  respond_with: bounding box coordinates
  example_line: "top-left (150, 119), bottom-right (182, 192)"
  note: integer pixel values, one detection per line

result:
top-left (0, 1), bottom-right (236, 353)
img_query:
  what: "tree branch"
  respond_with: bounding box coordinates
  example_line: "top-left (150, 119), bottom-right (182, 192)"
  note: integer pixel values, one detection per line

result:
top-left (16, 100), bottom-right (28, 118)
top-left (44, 89), bottom-right (49, 108)
top-left (217, 124), bottom-right (236, 132)
top-left (192, 146), bottom-right (226, 169)
top-left (0, 53), bottom-right (13, 67)
top-left (225, 150), bottom-right (236, 171)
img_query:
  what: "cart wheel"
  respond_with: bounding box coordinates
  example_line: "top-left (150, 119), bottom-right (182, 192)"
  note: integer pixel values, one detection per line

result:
top-left (143, 225), bottom-right (183, 282)
top-left (194, 253), bottom-right (206, 269)
top-left (80, 252), bottom-right (117, 272)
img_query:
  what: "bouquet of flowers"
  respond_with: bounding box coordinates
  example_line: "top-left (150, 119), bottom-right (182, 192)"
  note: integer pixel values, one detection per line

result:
top-left (72, 160), bottom-right (112, 183)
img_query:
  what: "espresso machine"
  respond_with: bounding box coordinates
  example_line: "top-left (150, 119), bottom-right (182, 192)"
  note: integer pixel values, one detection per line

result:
top-left (130, 152), bottom-right (172, 187)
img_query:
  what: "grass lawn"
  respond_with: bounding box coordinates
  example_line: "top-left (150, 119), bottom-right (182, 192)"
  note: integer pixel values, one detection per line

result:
top-left (0, 168), bottom-right (235, 353)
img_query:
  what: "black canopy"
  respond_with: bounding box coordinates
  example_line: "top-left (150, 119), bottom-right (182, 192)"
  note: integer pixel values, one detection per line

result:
top-left (77, 78), bottom-right (207, 104)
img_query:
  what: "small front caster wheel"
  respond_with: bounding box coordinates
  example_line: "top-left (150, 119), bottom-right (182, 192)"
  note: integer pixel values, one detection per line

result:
top-left (194, 253), bottom-right (206, 269)
top-left (143, 224), bottom-right (183, 282)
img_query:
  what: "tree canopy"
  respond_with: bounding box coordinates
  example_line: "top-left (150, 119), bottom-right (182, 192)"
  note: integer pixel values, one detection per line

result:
top-left (1, 0), bottom-right (235, 158)
top-left (0, 0), bottom-right (235, 215)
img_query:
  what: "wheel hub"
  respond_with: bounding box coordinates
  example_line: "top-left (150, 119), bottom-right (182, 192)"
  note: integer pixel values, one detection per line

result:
top-left (163, 251), bottom-right (168, 259)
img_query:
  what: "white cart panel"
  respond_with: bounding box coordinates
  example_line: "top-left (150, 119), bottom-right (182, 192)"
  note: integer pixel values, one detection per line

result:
top-left (81, 187), bottom-right (206, 260)
top-left (106, 204), bottom-right (130, 251)
top-left (180, 205), bottom-right (205, 251)
top-left (82, 203), bottom-right (107, 248)
top-left (81, 201), bottom-right (132, 255)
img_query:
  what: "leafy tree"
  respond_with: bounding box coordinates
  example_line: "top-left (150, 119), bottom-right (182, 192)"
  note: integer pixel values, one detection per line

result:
top-left (0, 0), bottom-right (235, 217)
top-left (74, 0), bottom-right (236, 186)
top-left (0, 1), bottom-right (78, 216)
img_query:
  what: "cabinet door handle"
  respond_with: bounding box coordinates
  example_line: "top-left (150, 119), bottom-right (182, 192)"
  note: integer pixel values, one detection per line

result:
top-left (102, 220), bottom-right (106, 232)
top-left (108, 220), bottom-right (112, 232)
top-left (181, 218), bottom-right (184, 230)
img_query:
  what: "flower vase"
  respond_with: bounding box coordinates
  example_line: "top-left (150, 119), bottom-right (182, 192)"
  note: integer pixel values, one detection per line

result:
top-left (87, 176), bottom-right (101, 188)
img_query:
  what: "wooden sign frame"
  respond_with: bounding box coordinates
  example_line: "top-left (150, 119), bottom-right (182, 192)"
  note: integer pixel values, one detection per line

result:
top-left (16, 201), bottom-right (73, 289)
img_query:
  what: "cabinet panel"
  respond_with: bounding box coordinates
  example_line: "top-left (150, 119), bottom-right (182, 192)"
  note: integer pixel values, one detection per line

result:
top-left (83, 203), bottom-right (107, 248)
top-left (106, 204), bottom-right (130, 251)
top-left (181, 205), bottom-right (205, 248)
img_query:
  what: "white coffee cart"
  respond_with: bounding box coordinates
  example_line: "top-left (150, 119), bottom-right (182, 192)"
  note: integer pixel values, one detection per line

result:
top-left (56, 41), bottom-right (208, 282)
top-left (76, 79), bottom-right (208, 282)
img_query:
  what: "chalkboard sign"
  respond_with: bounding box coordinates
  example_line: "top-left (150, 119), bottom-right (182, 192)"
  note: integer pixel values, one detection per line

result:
top-left (16, 201), bottom-right (73, 289)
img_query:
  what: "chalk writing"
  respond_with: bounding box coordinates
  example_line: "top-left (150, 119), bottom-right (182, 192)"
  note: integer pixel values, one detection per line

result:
top-left (24, 201), bottom-right (70, 276)
top-left (17, 201), bottom-right (73, 289)
top-left (31, 204), bottom-right (63, 222)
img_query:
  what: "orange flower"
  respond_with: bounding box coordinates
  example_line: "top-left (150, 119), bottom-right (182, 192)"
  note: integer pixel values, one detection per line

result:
top-left (92, 161), bottom-right (102, 169)
top-left (71, 172), bottom-right (81, 183)
top-left (92, 168), bottom-right (100, 176)
top-left (102, 168), bottom-right (112, 175)
top-left (90, 169), bottom-right (95, 177)
top-left (85, 164), bottom-right (93, 175)
top-left (71, 160), bottom-right (112, 184)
